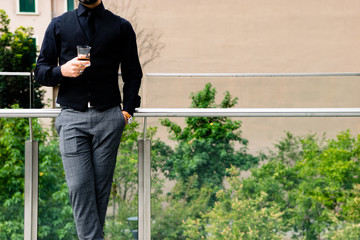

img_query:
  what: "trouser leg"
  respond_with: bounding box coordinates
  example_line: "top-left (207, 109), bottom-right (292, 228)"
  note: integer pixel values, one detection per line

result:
top-left (92, 145), bottom-right (119, 229)
top-left (55, 107), bottom-right (125, 240)
top-left (90, 107), bottom-right (125, 229)
top-left (91, 107), bottom-right (125, 229)
top-left (63, 150), bottom-right (102, 240)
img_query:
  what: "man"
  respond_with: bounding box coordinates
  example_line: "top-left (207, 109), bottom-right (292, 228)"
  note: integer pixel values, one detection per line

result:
top-left (35, 0), bottom-right (142, 239)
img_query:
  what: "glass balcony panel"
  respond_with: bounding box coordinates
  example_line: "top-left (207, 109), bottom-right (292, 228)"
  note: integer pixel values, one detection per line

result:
top-left (2, 73), bottom-right (360, 239)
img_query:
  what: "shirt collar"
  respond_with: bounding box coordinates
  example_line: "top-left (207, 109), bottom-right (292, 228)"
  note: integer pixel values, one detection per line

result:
top-left (78, 2), bottom-right (106, 18)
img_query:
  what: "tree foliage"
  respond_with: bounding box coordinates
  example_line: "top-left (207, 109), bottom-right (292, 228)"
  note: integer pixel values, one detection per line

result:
top-left (184, 130), bottom-right (360, 239)
top-left (161, 83), bottom-right (259, 189)
top-left (0, 10), bottom-right (44, 108)
top-left (0, 106), bottom-right (76, 240)
top-left (184, 167), bottom-right (287, 240)
top-left (147, 83), bottom-right (261, 239)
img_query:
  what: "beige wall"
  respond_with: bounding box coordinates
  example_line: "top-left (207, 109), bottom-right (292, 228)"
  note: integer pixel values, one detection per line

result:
top-left (129, 0), bottom-right (360, 73)
top-left (107, 0), bottom-right (360, 152)
top-left (3, 0), bottom-right (51, 46)
top-left (2, 0), bottom-right (360, 152)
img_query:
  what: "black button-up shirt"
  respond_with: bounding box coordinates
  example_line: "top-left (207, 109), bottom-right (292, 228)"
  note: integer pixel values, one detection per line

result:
top-left (78, 2), bottom-right (100, 38)
top-left (35, 2), bottom-right (142, 114)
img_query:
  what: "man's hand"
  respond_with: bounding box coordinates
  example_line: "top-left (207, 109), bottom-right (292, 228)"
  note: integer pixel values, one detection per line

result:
top-left (61, 57), bottom-right (90, 78)
top-left (122, 111), bottom-right (132, 124)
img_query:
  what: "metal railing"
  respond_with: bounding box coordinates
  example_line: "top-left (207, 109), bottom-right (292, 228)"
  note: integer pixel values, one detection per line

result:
top-left (146, 72), bottom-right (360, 78)
top-left (2, 107), bottom-right (360, 118)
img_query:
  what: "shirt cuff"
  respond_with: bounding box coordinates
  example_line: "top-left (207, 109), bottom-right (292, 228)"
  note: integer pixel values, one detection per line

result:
top-left (52, 66), bottom-right (63, 84)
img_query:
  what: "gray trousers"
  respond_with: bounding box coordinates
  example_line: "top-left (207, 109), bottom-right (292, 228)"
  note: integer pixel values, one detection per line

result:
top-left (55, 106), bottom-right (125, 240)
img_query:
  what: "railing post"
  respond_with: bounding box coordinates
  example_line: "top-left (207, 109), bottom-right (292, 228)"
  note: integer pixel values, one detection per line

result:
top-left (138, 119), bottom-right (151, 240)
top-left (24, 139), bottom-right (38, 240)
top-left (24, 70), bottom-right (38, 239)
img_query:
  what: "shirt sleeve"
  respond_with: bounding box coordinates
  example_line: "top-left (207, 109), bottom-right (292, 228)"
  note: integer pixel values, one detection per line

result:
top-left (34, 17), bottom-right (63, 87)
top-left (120, 20), bottom-right (143, 116)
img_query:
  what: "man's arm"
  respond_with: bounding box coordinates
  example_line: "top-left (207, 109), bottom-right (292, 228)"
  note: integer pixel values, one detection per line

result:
top-left (35, 17), bottom-right (91, 85)
top-left (120, 20), bottom-right (142, 116)
top-left (34, 18), bottom-right (63, 86)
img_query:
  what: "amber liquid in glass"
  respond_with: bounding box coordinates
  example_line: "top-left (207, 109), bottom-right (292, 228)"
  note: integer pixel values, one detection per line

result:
top-left (78, 56), bottom-right (90, 61)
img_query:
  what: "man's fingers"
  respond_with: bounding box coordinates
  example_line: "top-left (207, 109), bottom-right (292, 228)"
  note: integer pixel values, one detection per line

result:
top-left (61, 57), bottom-right (90, 78)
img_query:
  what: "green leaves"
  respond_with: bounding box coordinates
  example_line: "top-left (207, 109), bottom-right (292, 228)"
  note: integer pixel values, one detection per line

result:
top-left (184, 167), bottom-right (287, 240)
top-left (0, 113), bottom-right (76, 239)
top-left (152, 83), bottom-right (260, 239)
top-left (183, 130), bottom-right (360, 239)
top-left (0, 10), bottom-right (43, 108)
top-left (161, 83), bottom-right (259, 189)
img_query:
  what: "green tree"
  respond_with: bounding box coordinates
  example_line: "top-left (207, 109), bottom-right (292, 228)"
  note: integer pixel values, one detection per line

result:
top-left (181, 131), bottom-right (360, 239)
top-left (0, 106), bottom-right (76, 239)
top-left (239, 131), bottom-right (360, 239)
top-left (325, 223), bottom-right (360, 240)
top-left (325, 184), bottom-right (360, 240)
top-left (184, 167), bottom-right (287, 240)
top-left (148, 83), bottom-right (260, 239)
top-left (161, 83), bottom-right (259, 190)
top-left (0, 9), bottom-right (44, 108)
